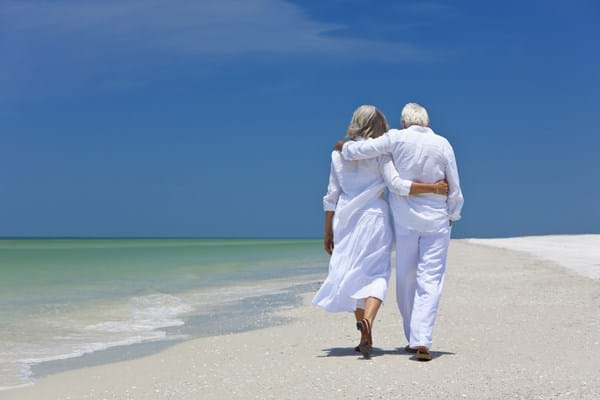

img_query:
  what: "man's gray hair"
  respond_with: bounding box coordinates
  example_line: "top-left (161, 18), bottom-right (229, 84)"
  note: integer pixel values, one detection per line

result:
top-left (347, 105), bottom-right (389, 140)
top-left (401, 102), bottom-right (430, 127)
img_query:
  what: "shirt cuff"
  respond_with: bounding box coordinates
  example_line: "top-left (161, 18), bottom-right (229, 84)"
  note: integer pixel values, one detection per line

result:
top-left (323, 202), bottom-right (337, 212)
top-left (449, 213), bottom-right (461, 222)
top-left (340, 142), bottom-right (352, 160)
top-left (397, 179), bottom-right (413, 196)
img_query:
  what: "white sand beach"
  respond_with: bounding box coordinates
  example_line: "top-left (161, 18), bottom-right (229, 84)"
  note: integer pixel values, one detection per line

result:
top-left (467, 235), bottom-right (600, 280)
top-left (3, 237), bottom-right (600, 400)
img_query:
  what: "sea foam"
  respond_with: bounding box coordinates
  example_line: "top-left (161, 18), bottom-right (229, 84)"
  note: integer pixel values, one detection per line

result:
top-left (1, 293), bottom-right (192, 390)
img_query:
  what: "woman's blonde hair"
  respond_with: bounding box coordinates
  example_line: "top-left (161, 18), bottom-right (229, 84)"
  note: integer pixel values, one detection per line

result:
top-left (347, 105), bottom-right (389, 140)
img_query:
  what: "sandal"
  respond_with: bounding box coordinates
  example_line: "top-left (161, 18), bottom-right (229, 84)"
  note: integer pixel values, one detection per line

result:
top-left (356, 319), bottom-right (373, 358)
top-left (354, 321), bottom-right (361, 352)
top-left (415, 348), bottom-right (433, 362)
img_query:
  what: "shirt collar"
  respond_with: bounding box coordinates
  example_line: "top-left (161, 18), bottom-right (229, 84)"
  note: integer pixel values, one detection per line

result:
top-left (408, 125), bottom-right (431, 134)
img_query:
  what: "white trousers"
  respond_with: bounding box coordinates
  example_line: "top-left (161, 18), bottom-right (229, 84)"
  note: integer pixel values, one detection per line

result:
top-left (395, 227), bottom-right (451, 349)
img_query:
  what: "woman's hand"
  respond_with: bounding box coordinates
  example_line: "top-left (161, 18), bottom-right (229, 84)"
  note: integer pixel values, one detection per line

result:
top-left (324, 231), bottom-right (334, 255)
top-left (324, 211), bottom-right (335, 255)
top-left (434, 180), bottom-right (449, 196)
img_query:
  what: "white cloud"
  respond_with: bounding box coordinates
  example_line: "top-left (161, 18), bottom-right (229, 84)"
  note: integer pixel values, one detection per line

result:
top-left (1, 0), bottom-right (425, 58)
top-left (0, 0), bottom-right (431, 103)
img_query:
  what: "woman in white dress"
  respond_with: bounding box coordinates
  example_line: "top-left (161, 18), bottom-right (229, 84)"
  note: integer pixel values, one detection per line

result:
top-left (312, 105), bottom-right (448, 357)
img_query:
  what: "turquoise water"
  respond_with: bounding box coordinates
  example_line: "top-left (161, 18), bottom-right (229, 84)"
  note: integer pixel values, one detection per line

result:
top-left (0, 238), bottom-right (327, 389)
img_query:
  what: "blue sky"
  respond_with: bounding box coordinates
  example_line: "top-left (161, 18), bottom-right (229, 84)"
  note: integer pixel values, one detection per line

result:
top-left (1, 0), bottom-right (599, 238)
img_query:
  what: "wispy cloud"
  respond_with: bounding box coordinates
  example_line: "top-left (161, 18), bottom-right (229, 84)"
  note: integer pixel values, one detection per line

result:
top-left (1, 0), bottom-right (426, 57)
top-left (0, 0), bottom-right (432, 102)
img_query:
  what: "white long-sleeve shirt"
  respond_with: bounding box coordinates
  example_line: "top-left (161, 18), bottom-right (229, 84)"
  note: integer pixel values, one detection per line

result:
top-left (323, 149), bottom-right (413, 213)
top-left (341, 126), bottom-right (464, 233)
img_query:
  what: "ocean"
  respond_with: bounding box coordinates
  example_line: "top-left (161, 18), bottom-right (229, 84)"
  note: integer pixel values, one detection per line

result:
top-left (0, 238), bottom-right (327, 390)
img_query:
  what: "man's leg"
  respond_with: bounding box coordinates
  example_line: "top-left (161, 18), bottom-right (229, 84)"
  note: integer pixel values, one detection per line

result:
top-left (409, 227), bottom-right (451, 349)
top-left (395, 231), bottom-right (419, 344)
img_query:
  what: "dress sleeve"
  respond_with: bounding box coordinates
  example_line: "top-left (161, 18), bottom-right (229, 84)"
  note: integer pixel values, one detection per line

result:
top-left (444, 145), bottom-right (464, 221)
top-left (341, 133), bottom-right (393, 160)
top-left (379, 155), bottom-right (413, 196)
top-left (323, 153), bottom-right (342, 212)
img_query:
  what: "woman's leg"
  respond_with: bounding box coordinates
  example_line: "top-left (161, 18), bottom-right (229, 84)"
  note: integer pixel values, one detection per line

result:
top-left (353, 302), bottom-right (366, 351)
top-left (355, 297), bottom-right (381, 357)
top-left (354, 308), bottom-right (365, 322)
top-left (364, 297), bottom-right (382, 327)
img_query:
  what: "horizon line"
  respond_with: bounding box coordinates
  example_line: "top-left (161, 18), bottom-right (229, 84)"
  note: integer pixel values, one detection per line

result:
top-left (0, 236), bottom-right (322, 240)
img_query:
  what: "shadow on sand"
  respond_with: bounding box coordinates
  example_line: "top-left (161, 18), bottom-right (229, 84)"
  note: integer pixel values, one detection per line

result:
top-left (319, 347), bottom-right (456, 360)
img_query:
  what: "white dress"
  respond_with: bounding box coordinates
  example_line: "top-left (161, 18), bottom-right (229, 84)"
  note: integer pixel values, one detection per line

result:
top-left (312, 147), bottom-right (411, 313)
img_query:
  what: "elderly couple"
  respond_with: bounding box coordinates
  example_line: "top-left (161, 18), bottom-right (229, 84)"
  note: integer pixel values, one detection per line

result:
top-left (312, 103), bottom-right (464, 361)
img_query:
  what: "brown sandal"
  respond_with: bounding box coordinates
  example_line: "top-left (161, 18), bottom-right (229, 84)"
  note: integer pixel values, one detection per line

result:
top-left (356, 319), bottom-right (373, 358)
top-left (354, 321), bottom-right (362, 352)
top-left (415, 348), bottom-right (433, 361)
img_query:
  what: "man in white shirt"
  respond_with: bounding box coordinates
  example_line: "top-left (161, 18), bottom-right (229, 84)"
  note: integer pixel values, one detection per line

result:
top-left (336, 103), bottom-right (464, 361)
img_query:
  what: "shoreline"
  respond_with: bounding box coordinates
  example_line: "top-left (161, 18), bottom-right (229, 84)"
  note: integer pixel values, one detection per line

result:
top-left (3, 238), bottom-right (600, 399)
top-left (2, 278), bottom-right (322, 392)
top-left (30, 280), bottom-right (322, 383)
top-left (0, 237), bottom-right (329, 391)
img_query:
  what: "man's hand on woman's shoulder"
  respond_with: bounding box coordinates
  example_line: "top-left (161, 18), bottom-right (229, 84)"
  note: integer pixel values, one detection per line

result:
top-left (334, 140), bottom-right (346, 152)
